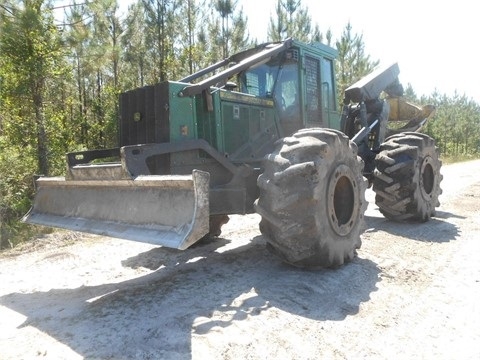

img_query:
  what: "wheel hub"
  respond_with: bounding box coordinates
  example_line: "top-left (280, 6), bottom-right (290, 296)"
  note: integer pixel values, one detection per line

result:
top-left (420, 155), bottom-right (435, 200)
top-left (327, 164), bottom-right (359, 236)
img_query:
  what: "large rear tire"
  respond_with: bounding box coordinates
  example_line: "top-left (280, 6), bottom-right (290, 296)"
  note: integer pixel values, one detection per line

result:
top-left (373, 132), bottom-right (442, 221)
top-left (254, 128), bottom-right (368, 268)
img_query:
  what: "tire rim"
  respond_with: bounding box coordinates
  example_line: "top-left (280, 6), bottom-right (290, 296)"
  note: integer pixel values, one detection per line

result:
top-left (327, 164), bottom-right (359, 236)
top-left (420, 155), bottom-right (435, 199)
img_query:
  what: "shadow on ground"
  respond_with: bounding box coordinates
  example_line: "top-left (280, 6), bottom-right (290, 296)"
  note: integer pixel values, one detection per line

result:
top-left (1, 234), bottom-right (380, 359)
top-left (364, 210), bottom-right (462, 243)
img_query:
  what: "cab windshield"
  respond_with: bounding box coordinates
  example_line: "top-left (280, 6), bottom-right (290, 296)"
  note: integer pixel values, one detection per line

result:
top-left (239, 57), bottom-right (299, 113)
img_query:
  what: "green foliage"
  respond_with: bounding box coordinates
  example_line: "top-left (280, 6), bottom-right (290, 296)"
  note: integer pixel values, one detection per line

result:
top-left (422, 92), bottom-right (480, 157)
top-left (0, 140), bottom-right (37, 249)
top-left (267, 0), bottom-right (315, 42)
top-left (0, 0), bottom-right (68, 176)
top-left (0, 0), bottom-right (70, 248)
top-left (214, 0), bottom-right (236, 58)
top-left (210, 0), bottom-right (251, 61)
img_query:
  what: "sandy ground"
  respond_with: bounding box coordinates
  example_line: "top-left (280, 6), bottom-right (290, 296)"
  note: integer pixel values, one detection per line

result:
top-left (0, 160), bottom-right (479, 360)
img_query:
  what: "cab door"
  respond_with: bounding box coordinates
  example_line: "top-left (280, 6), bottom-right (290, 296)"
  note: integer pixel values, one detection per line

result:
top-left (320, 57), bottom-right (340, 129)
top-left (274, 58), bottom-right (302, 137)
top-left (303, 54), bottom-right (340, 130)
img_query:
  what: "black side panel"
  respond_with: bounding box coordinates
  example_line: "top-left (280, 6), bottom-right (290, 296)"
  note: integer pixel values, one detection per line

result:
top-left (154, 83), bottom-right (170, 144)
top-left (145, 86), bottom-right (156, 143)
top-left (119, 82), bottom-right (171, 174)
top-left (119, 82), bottom-right (170, 146)
top-left (118, 91), bottom-right (134, 146)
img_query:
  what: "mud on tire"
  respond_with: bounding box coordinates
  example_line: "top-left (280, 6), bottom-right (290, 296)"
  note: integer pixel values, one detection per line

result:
top-left (373, 132), bottom-right (442, 222)
top-left (254, 128), bottom-right (368, 269)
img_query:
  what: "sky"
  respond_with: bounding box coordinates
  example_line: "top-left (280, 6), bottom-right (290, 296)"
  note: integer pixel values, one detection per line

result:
top-left (238, 0), bottom-right (478, 103)
top-left (68, 0), bottom-right (477, 103)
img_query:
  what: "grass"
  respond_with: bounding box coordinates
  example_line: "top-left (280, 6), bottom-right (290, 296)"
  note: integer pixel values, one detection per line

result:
top-left (440, 154), bottom-right (480, 165)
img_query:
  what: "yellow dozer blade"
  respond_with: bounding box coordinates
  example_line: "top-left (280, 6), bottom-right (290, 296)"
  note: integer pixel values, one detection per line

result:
top-left (387, 97), bottom-right (436, 135)
top-left (23, 169), bottom-right (210, 250)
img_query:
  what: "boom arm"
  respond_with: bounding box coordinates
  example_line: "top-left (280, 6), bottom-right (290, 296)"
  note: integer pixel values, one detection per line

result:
top-left (344, 63), bottom-right (402, 103)
top-left (341, 63), bottom-right (403, 145)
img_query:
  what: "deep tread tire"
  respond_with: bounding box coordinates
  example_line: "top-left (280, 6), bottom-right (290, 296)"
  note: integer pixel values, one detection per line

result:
top-left (373, 132), bottom-right (442, 222)
top-left (254, 128), bottom-right (368, 268)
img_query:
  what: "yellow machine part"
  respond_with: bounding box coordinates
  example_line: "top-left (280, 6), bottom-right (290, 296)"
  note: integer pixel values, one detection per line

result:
top-left (387, 97), bottom-right (436, 134)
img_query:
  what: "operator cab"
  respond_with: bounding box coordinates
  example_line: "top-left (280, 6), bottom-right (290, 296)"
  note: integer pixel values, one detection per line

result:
top-left (238, 42), bottom-right (340, 137)
top-left (238, 49), bottom-right (301, 136)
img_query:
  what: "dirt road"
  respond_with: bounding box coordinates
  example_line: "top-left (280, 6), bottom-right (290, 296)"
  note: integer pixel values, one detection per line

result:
top-left (1, 160), bottom-right (479, 360)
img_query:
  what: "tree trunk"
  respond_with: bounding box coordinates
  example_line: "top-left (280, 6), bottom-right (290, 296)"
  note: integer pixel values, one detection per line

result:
top-left (33, 87), bottom-right (49, 176)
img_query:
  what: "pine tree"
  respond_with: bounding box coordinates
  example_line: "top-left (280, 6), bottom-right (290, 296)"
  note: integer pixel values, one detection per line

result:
top-left (214, 0), bottom-right (235, 58)
top-left (0, 0), bottom-right (69, 247)
top-left (267, 0), bottom-right (287, 42)
top-left (211, 0), bottom-right (250, 59)
top-left (267, 0), bottom-right (316, 42)
top-left (122, 1), bottom-right (149, 88)
top-left (142, 0), bottom-right (178, 82)
top-left (64, 2), bottom-right (92, 147)
top-left (176, 0), bottom-right (208, 77)
top-left (88, 0), bottom-right (123, 148)
top-left (335, 22), bottom-right (379, 101)
top-left (0, 0), bottom-right (65, 176)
